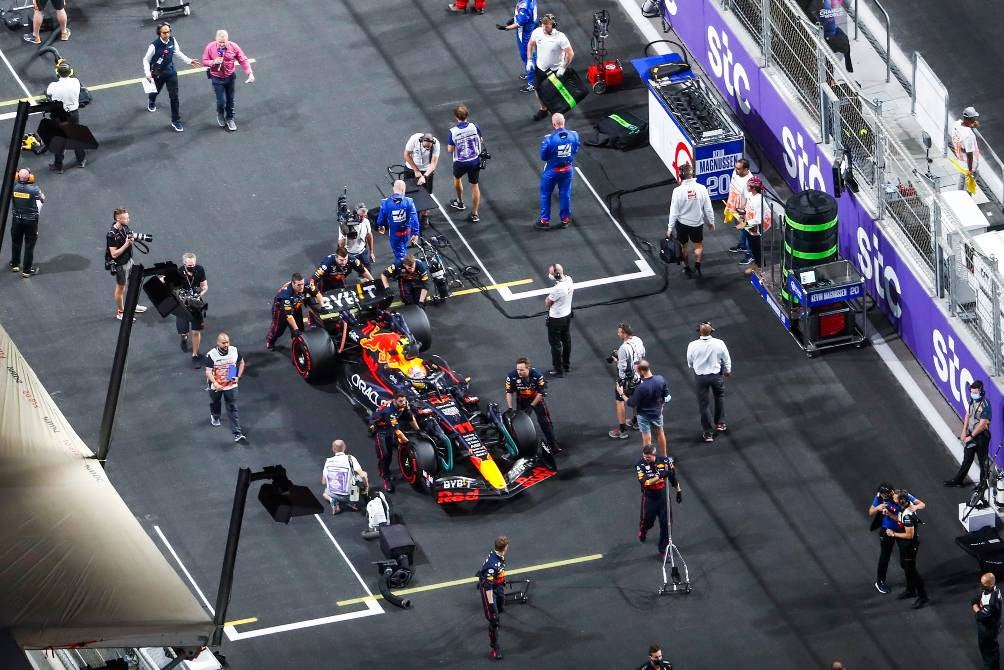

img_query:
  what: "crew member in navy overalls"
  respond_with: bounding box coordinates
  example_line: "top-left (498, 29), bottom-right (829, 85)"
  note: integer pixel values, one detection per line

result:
top-left (498, 0), bottom-right (539, 92)
top-left (265, 273), bottom-right (322, 351)
top-left (504, 356), bottom-right (558, 450)
top-left (376, 180), bottom-right (420, 262)
top-left (636, 445), bottom-right (682, 556)
top-left (381, 255), bottom-right (429, 306)
top-left (535, 112), bottom-right (580, 230)
top-left (477, 535), bottom-right (510, 661)
top-left (143, 22), bottom-right (200, 131)
top-left (311, 247), bottom-right (372, 293)
top-left (369, 391), bottom-right (420, 493)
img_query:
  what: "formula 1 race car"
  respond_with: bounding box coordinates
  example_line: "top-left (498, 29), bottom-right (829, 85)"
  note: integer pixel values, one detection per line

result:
top-left (291, 282), bottom-right (557, 504)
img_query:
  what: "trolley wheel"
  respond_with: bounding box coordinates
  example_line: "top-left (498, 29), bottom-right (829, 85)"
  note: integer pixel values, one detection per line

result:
top-left (592, 80), bottom-right (607, 95)
top-left (184, 5), bottom-right (191, 15)
top-left (806, 352), bottom-right (814, 359)
top-left (152, 10), bottom-right (159, 20)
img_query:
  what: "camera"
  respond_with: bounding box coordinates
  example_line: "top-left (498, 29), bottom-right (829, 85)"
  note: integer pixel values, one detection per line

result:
top-left (336, 186), bottom-right (351, 225)
top-left (129, 232), bottom-right (154, 243)
top-left (478, 147), bottom-right (492, 170)
top-left (605, 349), bottom-right (618, 364)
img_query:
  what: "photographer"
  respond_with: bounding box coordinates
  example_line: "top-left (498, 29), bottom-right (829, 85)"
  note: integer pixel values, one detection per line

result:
top-left (175, 253), bottom-right (208, 366)
top-left (338, 202), bottom-right (375, 269)
top-left (204, 332), bottom-right (246, 444)
top-left (624, 361), bottom-right (671, 457)
top-left (608, 322), bottom-right (645, 440)
top-left (945, 379), bottom-right (992, 490)
top-left (637, 644), bottom-right (673, 670)
top-left (106, 208), bottom-right (148, 320)
top-left (9, 168), bottom-right (45, 278)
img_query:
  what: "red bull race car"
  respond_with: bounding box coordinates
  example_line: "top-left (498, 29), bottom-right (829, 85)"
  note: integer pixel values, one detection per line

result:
top-left (291, 282), bottom-right (558, 504)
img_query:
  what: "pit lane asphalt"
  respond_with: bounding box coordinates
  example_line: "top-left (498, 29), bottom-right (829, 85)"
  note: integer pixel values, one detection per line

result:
top-left (0, 0), bottom-right (987, 667)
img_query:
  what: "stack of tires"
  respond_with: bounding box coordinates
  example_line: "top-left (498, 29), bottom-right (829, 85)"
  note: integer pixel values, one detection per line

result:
top-left (782, 189), bottom-right (838, 301)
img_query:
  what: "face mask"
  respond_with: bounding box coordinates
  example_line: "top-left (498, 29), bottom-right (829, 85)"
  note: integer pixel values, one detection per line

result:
top-left (972, 392), bottom-right (982, 400)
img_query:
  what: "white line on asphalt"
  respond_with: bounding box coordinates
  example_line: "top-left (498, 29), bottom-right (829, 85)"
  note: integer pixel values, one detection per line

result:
top-left (0, 44), bottom-right (34, 101)
top-left (430, 191), bottom-right (502, 288)
top-left (153, 524), bottom-right (216, 615)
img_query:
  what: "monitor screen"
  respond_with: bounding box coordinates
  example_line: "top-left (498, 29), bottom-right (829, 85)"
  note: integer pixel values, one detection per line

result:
top-left (799, 270), bottom-right (817, 285)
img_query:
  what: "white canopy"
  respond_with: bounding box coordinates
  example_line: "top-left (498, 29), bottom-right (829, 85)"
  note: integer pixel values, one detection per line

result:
top-left (0, 323), bottom-right (212, 649)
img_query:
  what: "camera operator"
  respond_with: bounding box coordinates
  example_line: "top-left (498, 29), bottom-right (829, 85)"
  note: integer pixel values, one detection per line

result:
top-left (46, 61), bottom-right (86, 173)
top-left (265, 273), bottom-right (322, 351)
top-left (9, 168), bottom-right (45, 278)
top-left (477, 535), bottom-right (510, 661)
top-left (381, 255), bottom-right (429, 306)
top-left (173, 252), bottom-right (208, 366)
top-left (608, 322), bottom-right (645, 440)
top-left (637, 644), bottom-right (673, 670)
top-left (338, 202), bottom-right (375, 270)
top-left (505, 356), bottom-right (559, 451)
top-left (636, 445), bottom-right (682, 557)
top-left (106, 208), bottom-right (148, 320)
top-left (945, 379), bottom-right (992, 491)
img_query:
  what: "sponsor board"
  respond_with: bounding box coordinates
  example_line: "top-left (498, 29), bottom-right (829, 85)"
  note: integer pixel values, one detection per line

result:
top-left (666, 0), bottom-right (1004, 460)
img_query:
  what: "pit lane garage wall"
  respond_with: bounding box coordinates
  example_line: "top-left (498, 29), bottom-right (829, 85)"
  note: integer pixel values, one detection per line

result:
top-left (0, 322), bottom-right (213, 649)
top-left (660, 0), bottom-right (1004, 462)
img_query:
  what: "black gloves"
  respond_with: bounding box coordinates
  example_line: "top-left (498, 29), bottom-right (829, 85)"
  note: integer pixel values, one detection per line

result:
top-left (496, 23), bottom-right (507, 30)
top-left (292, 329), bottom-right (302, 338)
top-left (676, 490), bottom-right (683, 504)
top-left (496, 18), bottom-right (515, 29)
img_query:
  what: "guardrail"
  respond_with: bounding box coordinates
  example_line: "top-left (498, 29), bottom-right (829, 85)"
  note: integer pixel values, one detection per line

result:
top-left (718, 0), bottom-right (1004, 372)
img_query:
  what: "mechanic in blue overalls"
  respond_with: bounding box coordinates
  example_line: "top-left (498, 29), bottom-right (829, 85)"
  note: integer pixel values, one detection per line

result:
top-left (380, 255), bottom-right (429, 306)
top-left (376, 179), bottom-right (420, 263)
top-left (369, 391), bottom-right (419, 493)
top-left (498, 0), bottom-right (538, 93)
top-left (265, 272), bottom-right (323, 351)
top-left (477, 535), bottom-right (510, 661)
top-left (535, 112), bottom-right (580, 230)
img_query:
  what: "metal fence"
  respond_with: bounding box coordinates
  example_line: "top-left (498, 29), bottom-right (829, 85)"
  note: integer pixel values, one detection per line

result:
top-left (719, 0), bottom-right (1004, 371)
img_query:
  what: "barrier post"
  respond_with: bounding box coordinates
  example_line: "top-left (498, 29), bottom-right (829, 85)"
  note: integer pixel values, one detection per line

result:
top-left (993, 273), bottom-right (1002, 375)
top-left (760, 0), bottom-right (771, 68)
top-left (873, 130), bottom-right (886, 221)
top-left (931, 198), bottom-right (944, 299)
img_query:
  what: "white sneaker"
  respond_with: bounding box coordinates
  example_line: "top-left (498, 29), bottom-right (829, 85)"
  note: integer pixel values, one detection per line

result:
top-left (135, 305), bottom-right (147, 313)
top-left (210, 416), bottom-right (222, 427)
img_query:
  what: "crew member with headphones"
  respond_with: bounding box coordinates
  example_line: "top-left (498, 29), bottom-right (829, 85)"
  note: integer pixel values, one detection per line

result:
top-left (685, 321), bottom-right (732, 443)
top-left (9, 169), bottom-right (45, 278)
top-left (403, 132), bottom-right (440, 229)
top-left (527, 14), bottom-right (574, 121)
top-left (144, 22), bottom-right (201, 132)
top-left (535, 112), bottom-right (579, 230)
top-left (46, 61), bottom-right (86, 173)
top-left (544, 262), bottom-right (573, 377)
top-left (376, 180), bottom-right (420, 263)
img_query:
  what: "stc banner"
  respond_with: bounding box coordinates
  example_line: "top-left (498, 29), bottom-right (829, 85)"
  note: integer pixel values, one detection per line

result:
top-left (663, 0), bottom-right (1003, 460)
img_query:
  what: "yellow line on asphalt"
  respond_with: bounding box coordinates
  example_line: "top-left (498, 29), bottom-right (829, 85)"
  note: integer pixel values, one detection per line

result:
top-left (335, 553), bottom-right (603, 607)
top-left (0, 59), bottom-right (258, 107)
top-left (224, 617), bottom-right (258, 627)
top-left (453, 277), bottom-right (533, 297)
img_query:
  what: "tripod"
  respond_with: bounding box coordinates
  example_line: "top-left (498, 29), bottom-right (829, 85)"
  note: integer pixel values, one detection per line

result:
top-left (658, 492), bottom-right (691, 595)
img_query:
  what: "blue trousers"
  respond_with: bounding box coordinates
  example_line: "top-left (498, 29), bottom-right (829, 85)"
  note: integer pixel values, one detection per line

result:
top-left (518, 32), bottom-right (535, 85)
top-left (211, 73), bottom-right (236, 120)
top-left (390, 240), bottom-right (409, 263)
top-left (540, 168), bottom-right (573, 223)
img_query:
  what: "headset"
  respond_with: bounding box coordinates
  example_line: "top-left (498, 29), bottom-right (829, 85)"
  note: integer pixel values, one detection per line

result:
top-left (15, 168), bottom-right (34, 184)
top-left (697, 320), bottom-right (714, 333)
top-left (156, 21), bottom-right (172, 37)
top-left (551, 263), bottom-right (562, 281)
top-left (541, 13), bottom-right (558, 29)
top-left (54, 59), bottom-right (73, 78)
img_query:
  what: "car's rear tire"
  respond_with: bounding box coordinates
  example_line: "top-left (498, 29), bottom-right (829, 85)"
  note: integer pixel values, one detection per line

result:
top-left (505, 409), bottom-right (540, 460)
top-left (398, 434), bottom-right (439, 493)
top-left (398, 304), bottom-right (431, 352)
top-left (292, 327), bottom-right (337, 383)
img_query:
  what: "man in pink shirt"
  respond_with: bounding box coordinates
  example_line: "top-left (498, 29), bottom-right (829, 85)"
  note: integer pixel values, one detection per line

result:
top-left (201, 29), bottom-right (255, 132)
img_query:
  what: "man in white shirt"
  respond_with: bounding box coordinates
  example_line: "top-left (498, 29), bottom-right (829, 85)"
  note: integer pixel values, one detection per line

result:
top-left (544, 262), bottom-right (573, 377)
top-left (685, 321), bottom-right (731, 442)
top-left (725, 158), bottom-right (752, 262)
top-left (204, 332), bottom-right (247, 443)
top-left (321, 439), bottom-right (369, 515)
top-left (339, 203), bottom-right (375, 269)
top-left (46, 61), bottom-right (86, 173)
top-left (527, 14), bottom-right (574, 121)
top-left (668, 163), bottom-right (715, 278)
top-left (404, 132), bottom-right (440, 194)
top-left (952, 106), bottom-right (981, 192)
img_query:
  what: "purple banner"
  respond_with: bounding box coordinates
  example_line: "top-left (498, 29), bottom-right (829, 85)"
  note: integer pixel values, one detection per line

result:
top-left (665, 0), bottom-right (1004, 460)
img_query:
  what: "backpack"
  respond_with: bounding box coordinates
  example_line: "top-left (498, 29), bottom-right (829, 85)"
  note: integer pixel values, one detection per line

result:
top-left (584, 111), bottom-right (649, 151)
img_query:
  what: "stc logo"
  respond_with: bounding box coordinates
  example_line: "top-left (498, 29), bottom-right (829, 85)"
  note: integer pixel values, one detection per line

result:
top-left (706, 26), bottom-right (751, 115)
top-left (932, 329), bottom-right (976, 406)
top-left (782, 126), bottom-right (827, 192)
top-left (663, 0), bottom-right (679, 14)
top-left (855, 227), bottom-right (903, 319)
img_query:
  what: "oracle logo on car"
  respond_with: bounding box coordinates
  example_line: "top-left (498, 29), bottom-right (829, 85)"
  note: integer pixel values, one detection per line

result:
top-left (706, 26), bottom-right (751, 115)
top-left (855, 227), bottom-right (903, 319)
top-left (351, 373), bottom-right (381, 406)
top-left (932, 329), bottom-right (976, 407)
